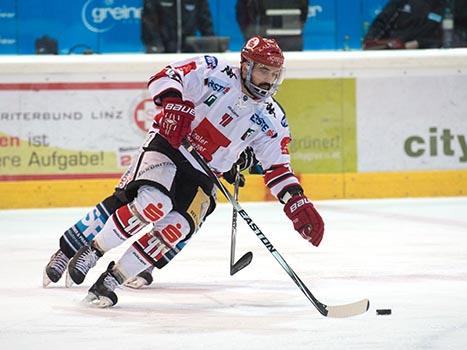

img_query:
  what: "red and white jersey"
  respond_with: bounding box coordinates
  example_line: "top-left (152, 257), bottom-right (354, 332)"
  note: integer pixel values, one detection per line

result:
top-left (147, 55), bottom-right (300, 199)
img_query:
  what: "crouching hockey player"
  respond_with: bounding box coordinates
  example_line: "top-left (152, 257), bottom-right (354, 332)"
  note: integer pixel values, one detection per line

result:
top-left (44, 36), bottom-right (325, 307)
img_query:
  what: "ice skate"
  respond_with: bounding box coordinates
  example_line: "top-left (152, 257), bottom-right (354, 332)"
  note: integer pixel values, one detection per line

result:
top-left (123, 266), bottom-right (154, 289)
top-left (43, 249), bottom-right (70, 287)
top-left (84, 262), bottom-right (122, 308)
top-left (67, 244), bottom-right (102, 286)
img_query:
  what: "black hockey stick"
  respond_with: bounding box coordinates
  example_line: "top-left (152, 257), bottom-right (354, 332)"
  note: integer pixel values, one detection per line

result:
top-left (183, 140), bottom-right (369, 318)
top-left (230, 164), bottom-right (253, 275)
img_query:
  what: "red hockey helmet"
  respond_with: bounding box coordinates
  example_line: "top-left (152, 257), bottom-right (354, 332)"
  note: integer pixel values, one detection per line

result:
top-left (240, 36), bottom-right (285, 100)
top-left (241, 36), bottom-right (285, 68)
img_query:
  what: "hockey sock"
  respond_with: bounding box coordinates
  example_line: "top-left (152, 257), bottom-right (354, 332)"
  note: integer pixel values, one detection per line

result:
top-left (58, 192), bottom-right (128, 259)
top-left (60, 202), bottom-right (111, 259)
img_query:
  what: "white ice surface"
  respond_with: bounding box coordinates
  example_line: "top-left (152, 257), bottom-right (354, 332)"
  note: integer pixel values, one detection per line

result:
top-left (0, 197), bottom-right (466, 350)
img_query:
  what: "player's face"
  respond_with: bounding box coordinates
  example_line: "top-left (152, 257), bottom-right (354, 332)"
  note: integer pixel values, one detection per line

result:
top-left (250, 63), bottom-right (282, 91)
top-left (240, 60), bottom-right (285, 100)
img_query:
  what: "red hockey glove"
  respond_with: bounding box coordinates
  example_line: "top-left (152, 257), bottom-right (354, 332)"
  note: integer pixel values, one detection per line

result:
top-left (160, 97), bottom-right (195, 148)
top-left (283, 194), bottom-right (324, 247)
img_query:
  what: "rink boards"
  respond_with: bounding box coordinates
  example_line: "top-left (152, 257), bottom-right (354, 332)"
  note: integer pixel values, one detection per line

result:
top-left (0, 51), bottom-right (466, 208)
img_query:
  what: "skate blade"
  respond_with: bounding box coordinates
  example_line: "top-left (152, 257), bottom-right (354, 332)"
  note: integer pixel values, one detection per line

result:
top-left (82, 292), bottom-right (98, 303)
top-left (88, 296), bottom-right (115, 308)
top-left (65, 271), bottom-right (74, 288)
top-left (42, 269), bottom-right (52, 288)
top-left (123, 276), bottom-right (148, 290)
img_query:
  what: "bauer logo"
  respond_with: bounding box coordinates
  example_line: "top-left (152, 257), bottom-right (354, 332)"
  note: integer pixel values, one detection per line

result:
top-left (81, 0), bottom-right (142, 33)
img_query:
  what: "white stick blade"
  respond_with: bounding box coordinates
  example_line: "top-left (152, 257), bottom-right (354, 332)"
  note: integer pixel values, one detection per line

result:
top-left (325, 299), bottom-right (370, 318)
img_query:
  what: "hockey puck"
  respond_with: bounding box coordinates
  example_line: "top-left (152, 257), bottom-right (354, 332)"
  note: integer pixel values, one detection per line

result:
top-left (376, 309), bottom-right (391, 315)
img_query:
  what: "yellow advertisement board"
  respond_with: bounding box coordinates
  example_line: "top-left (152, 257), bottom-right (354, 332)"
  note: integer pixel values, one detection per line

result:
top-left (275, 78), bottom-right (357, 173)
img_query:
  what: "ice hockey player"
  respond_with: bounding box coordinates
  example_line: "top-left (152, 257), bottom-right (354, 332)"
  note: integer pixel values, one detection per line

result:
top-left (44, 35), bottom-right (325, 307)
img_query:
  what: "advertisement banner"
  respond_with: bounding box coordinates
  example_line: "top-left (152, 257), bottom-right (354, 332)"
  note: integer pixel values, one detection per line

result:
top-left (357, 74), bottom-right (467, 172)
top-left (12, 0), bottom-right (143, 54)
top-left (1, 0), bottom-right (391, 54)
top-left (0, 2), bottom-right (17, 54)
top-left (0, 82), bottom-right (153, 179)
top-left (275, 78), bottom-right (357, 173)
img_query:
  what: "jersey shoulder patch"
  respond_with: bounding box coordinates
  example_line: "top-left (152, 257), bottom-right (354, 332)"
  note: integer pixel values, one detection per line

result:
top-left (203, 55), bottom-right (219, 69)
top-left (201, 56), bottom-right (238, 81)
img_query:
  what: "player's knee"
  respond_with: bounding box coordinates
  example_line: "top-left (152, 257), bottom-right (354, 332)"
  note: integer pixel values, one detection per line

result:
top-left (132, 185), bottom-right (173, 223)
top-left (109, 186), bottom-right (172, 239)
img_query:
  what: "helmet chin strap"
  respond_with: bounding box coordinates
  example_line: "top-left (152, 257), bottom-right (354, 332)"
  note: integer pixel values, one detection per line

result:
top-left (242, 78), bottom-right (264, 101)
top-left (241, 82), bottom-right (257, 100)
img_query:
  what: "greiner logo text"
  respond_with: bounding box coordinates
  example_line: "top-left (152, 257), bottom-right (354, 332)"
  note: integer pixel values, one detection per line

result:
top-left (82, 0), bottom-right (141, 33)
top-left (404, 127), bottom-right (467, 162)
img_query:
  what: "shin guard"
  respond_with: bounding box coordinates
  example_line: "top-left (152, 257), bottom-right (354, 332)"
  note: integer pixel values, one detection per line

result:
top-left (93, 186), bottom-right (172, 252)
top-left (115, 211), bottom-right (191, 279)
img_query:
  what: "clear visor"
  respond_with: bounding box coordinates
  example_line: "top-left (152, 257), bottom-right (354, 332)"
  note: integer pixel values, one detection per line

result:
top-left (244, 61), bottom-right (285, 100)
